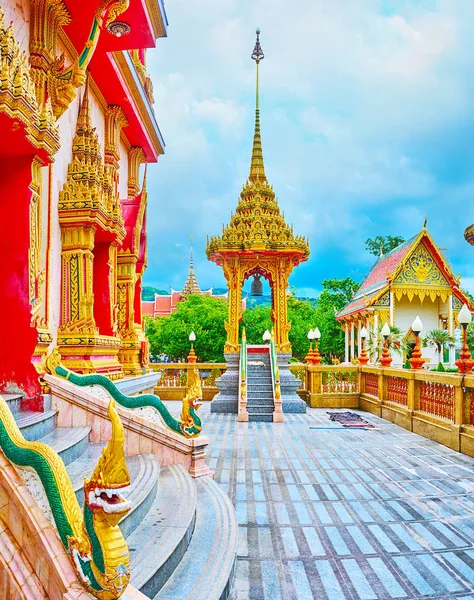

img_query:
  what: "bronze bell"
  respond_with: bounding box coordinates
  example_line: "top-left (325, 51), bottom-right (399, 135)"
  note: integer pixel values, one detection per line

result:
top-left (250, 273), bottom-right (263, 296)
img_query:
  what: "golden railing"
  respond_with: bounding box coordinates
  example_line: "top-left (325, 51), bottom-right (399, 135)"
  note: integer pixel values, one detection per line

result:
top-left (149, 363), bottom-right (227, 401)
top-left (292, 363), bottom-right (474, 457)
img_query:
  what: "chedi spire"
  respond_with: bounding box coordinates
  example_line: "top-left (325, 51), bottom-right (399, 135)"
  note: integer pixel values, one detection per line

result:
top-left (249, 28), bottom-right (266, 183)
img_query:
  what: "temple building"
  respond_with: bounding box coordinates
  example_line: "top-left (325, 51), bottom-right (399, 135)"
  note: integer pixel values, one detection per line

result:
top-left (0, 1), bottom-right (166, 399)
top-left (337, 226), bottom-right (474, 366)
top-left (142, 247), bottom-right (241, 317)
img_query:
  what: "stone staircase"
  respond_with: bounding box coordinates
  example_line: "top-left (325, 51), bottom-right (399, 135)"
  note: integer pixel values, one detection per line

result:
top-left (246, 350), bottom-right (275, 422)
top-left (4, 392), bottom-right (237, 600)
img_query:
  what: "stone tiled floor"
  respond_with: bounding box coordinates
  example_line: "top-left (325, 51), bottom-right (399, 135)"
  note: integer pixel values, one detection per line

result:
top-left (167, 403), bottom-right (474, 599)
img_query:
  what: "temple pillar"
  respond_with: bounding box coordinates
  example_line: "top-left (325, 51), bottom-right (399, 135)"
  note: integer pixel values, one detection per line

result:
top-left (223, 258), bottom-right (243, 354)
top-left (373, 313), bottom-right (379, 363)
top-left (350, 322), bottom-right (355, 361)
top-left (344, 324), bottom-right (349, 363)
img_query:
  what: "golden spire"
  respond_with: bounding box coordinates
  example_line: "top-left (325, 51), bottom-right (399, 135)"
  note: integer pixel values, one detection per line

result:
top-left (249, 28), bottom-right (266, 183)
top-left (182, 239), bottom-right (201, 296)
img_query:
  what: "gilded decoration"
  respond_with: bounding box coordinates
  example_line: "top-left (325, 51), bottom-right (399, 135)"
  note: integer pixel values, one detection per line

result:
top-left (0, 10), bottom-right (59, 157)
top-left (127, 146), bottom-right (145, 197)
top-left (117, 180), bottom-right (149, 375)
top-left (393, 242), bottom-right (450, 302)
top-left (30, 0), bottom-right (130, 119)
top-left (130, 49), bottom-right (154, 105)
top-left (58, 83), bottom-right (125, 239)
top-left (207, 30), bottom-right (309, 354)
top-left (58, 82), bottom-right (124, 378)
top-left (373, 290), bottom-right (390, 307)
top-left (0, 387), bottom-right (132, 598)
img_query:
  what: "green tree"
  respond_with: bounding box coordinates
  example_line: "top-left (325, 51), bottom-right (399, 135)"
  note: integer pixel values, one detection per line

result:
top-left (423, 329), bottom-right (455, 364)
top-left (314, 278), bottom-right (359, 361)
top-left (240, 305), bottom-right (273, 345)
top-left (145, 295), bottom-right (227, 362)
top-left (365, 236), bottom-right (405, 257)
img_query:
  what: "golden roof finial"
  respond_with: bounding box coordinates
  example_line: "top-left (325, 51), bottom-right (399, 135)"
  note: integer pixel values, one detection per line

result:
top-left (249, 28), bottom-right (266, 183)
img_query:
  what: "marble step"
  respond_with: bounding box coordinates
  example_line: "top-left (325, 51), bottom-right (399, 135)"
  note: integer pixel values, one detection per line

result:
top-left (129, 464), bottom-right (197, 598)
top-left (249, 414), bottom-right (273, 422)
top-left (247, 383), bottom-right (273, 391)
top-left (246, 405), bottom-right (274, 414)
top-left (246, 396), bottom-right (274, 404)
top-left (39, 426), bottom-right (91, 466)
top-left (16, 410), bottom-right (57, 441)
top-left (247, 390), bottom-right (274, 399)
top-left (154, 476), bottom-right (237, 600)
top-left (3, 393), bottom-right (22, 415)
top-left (67, 445), bottom-right (160, 539)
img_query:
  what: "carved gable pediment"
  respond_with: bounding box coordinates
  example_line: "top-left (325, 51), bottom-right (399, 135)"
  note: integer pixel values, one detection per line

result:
top-left (393, 242), bottom-right (449, 288)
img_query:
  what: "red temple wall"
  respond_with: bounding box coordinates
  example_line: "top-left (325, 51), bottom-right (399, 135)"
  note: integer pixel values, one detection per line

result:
top-left (0, 157), bottom-right (40, 400)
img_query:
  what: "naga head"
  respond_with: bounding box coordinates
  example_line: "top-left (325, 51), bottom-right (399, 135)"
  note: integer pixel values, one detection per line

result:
top-left (180, 368), bottom-right (203, 437)
top-left (84, 399), bottom-right (130, 526)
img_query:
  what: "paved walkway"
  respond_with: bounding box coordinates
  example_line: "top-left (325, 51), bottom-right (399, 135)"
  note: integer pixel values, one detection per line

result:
top-left (169, 403), bottom-right (474, 599)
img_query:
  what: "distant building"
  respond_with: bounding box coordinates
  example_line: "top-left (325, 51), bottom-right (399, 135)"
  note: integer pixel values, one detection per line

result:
top-left (337, 226), bottom-right (474, 366)
top-left (142, 248), bottom-right (245, 318)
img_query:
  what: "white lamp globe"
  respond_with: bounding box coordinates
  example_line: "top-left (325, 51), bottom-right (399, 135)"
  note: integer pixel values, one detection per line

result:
top-left (262, 329), bottom-right (271, 342)
top-left (307, 329), bottom-right (314, 340)
top-left (411, 316), bottom-right (423, 334)
top-left (458, 303), bottom-right (472, 326)
top-left (189, 331), bottom-right (196, 342)
top-left (381, 322), bottom-right (391, 338)
top-left (314, 327), bottom-right (321, 339)
top-left (360, 326), bottom-right (368, 339)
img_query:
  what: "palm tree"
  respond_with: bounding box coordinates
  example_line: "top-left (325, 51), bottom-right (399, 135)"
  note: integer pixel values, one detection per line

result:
top-left (367, 323), bottom-right (404, 363)
top-left (423, 329), bottom-right (455, 365)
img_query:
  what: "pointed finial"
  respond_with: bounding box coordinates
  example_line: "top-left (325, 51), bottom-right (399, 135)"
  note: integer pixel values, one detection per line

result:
top-left (249, 28), bottom-right (266, 183)
top-left (423, 214), bottom-right (428, 229)
top-left (379, 242), bottom-right (384, 258)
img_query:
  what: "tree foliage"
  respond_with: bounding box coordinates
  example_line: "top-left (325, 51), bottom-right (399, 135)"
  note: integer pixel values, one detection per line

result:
top-left (313, 278), bottom-right (359, 360)
top-left (365, 235), bottom-right (405, 257)
top-left (145, 278), bottom-right (359, 363)
top-left (423, 329), bottom-right (455, 363)
top-left (145, 295), bottom-right (228, 362)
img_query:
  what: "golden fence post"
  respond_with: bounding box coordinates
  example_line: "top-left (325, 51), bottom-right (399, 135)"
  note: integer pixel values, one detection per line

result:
top-left (454, 384), bottom-right (464, 426)
top-left (310, 365), bottom-right (322, 408)
top-left (407, 373), bottom-right (415, 432)
top-left (377, 369), bottom-right (385, 417)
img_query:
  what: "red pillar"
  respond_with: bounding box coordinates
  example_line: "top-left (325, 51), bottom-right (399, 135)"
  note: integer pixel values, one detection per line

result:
top-left (0, 157), bottom-right (40, 402)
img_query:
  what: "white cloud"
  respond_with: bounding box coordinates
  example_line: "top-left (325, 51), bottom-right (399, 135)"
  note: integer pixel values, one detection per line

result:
top-left (144, 0), bottom-right (474, 291)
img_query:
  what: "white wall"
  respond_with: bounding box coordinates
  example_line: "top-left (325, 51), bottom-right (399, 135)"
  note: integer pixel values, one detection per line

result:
top-left (48, 47), bottom-right (108, 342)
top-left (119, 141), bottom-right (129, 199)
top-left (2, 0), bottom-right (30, 53)
top-left (390, 295), bottom-right (448, 366)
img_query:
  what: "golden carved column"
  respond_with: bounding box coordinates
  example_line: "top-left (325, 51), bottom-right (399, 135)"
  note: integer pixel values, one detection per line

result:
top-left (223, 257), bottom-right (243, 353)
top-left (128, 147), bottom-right (146, 198)
top-left (60, 226), bottom-right (96, 330)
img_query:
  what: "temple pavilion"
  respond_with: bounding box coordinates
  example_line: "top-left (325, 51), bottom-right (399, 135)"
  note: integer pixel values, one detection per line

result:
top-left (337, 226), bottom-right (474, 366)
top-left (142, 247), bottom-right (237, 317)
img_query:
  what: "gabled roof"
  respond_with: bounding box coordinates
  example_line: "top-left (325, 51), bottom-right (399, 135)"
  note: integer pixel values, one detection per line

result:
top-left (337, 228), bottom-right (472, 320)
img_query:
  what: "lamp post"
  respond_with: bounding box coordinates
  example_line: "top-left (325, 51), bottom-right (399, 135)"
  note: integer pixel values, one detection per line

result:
top-left (305, 329), bottom-right (315, 364)
top-left (187, 331), bottom-right (197, 363)
top-left (408, 315), bottom-right (425, 370)
top-left (380, 322), bottom-right (393, 367)
top-left (359, 326), bottom-right (369, 365)
top-left (313, 327), bottom-right (322, 365)
top-left (455, 303), bottom-right (474, 374)
top-left (262, 329), bottom-right (271, 344)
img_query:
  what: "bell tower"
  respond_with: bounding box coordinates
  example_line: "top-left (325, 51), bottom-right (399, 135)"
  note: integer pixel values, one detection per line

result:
top-left (206, 29), bottom-right (309, 414)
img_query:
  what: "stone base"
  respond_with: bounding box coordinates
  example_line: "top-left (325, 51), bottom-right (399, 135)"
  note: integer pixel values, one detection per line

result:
top-left (211, 353), bottom-right (240, 413)
top-left (277, 354), bottom-right (307, 414)
top-left (58, 333), bottom-right (124, 380)
top-left (211, 352), bottom-right (307, 414)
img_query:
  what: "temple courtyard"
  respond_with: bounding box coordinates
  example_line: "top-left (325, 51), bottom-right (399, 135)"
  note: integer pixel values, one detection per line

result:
top-left (164, 402), bottom-right (474, 599)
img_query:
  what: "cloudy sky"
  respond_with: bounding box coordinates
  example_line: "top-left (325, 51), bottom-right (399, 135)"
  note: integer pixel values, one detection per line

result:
top-left (144, 0), bottom-right (474, 297)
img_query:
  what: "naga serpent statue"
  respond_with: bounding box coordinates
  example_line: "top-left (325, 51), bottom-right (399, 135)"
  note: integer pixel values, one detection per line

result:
top-left (46, 348), bottom-right (203, 438)
top-left (0, 394), bottom-right (131, 599)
